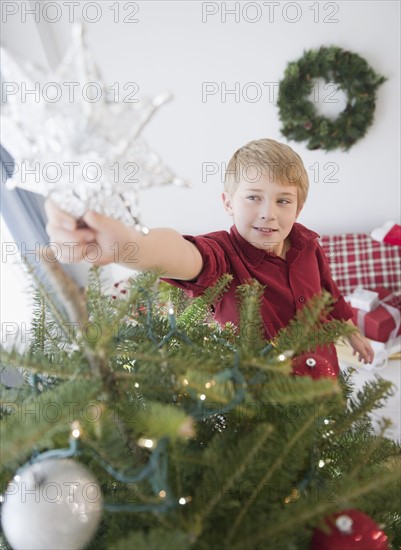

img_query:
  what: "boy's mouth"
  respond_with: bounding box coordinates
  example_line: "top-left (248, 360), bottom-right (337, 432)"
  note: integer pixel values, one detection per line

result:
top-left (253, 227), bottom-right (278, 233)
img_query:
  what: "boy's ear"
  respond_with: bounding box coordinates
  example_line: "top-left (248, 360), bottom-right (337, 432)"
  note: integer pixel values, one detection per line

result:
top-left (222, 192), bottom-right (234, 216)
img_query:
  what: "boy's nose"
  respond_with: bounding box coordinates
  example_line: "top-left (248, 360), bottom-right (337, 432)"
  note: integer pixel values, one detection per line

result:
top-left (260, 202), bottom-right (276, 220)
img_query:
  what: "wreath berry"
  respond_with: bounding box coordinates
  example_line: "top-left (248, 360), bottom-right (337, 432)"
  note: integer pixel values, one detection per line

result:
top-left (277, 46), bottom-right (386, 151)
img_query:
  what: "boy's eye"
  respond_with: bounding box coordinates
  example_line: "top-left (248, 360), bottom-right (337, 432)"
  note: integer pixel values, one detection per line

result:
top-left (246, 195), bottom-right (260, 201)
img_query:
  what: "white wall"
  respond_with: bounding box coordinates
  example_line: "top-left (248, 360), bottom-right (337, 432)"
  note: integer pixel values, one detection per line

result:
top-left (1, 0), bottom-right (400, 238)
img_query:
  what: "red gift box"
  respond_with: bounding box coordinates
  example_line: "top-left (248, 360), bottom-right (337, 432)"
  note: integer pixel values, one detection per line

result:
top-left (350, 288), bottom-right (401, 343)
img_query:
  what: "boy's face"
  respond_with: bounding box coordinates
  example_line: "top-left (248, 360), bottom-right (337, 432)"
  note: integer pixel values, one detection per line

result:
top-left (222, 172), bottom-right (302, 256)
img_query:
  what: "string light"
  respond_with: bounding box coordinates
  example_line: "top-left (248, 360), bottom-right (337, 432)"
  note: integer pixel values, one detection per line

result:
top-left (138, 438), bottom-right (154, 449)
top-left (134, 382), bottom-right (140, 388)
top-left (183, 379), bottom-right (189, 386)
top-left (12, 435), bottom-right (173, 515)
top-left (284, 488), bottom-right (300, 504)
top-left (71, 421), bottom-right (81, 439)
top-left (199, 394), bottom-right (206, 401)
top-left (318, 458), bottom-right (332, 468)
top-left (278, 350), bottom-right (294, 361)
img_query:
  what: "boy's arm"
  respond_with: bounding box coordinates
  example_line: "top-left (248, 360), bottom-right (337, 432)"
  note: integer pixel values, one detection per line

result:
top-left (44, 200), bottom-right (203, 281)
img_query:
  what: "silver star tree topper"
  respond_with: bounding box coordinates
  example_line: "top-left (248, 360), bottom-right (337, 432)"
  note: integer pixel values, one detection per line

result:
top-left (2, 23), bottom-right (190, 232)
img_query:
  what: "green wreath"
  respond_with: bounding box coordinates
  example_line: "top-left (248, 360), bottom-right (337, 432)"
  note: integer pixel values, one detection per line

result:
top-left (277, 46), bottom-right (386, 151)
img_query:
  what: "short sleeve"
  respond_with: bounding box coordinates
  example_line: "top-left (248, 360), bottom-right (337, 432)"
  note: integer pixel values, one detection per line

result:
top-left (161, 234), bottom-right (231, 297)
top-left (316, 244), bottom-right (354, 321)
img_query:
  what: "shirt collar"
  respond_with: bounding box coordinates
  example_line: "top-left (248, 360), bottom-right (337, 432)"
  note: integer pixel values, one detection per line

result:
top-left (289, 223), bottom-right (320, 249)
top-left (230, 223), bottom-right (320, 266)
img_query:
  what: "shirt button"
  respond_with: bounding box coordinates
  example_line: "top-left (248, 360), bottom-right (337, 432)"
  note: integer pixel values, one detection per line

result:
top-left (299, 296), bottom-right (305, 303)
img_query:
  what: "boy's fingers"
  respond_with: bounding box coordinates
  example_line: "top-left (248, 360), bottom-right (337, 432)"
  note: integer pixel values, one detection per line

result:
top-left (83, 209), bottom-right (119, 231)
top-left (44, 199), bottom-right (76, 230)
top-left (364, 351), bottom-right (374, 364)
top-left (83, 210), bottom-right (104, 229)
top-left (46, 223), bottom-right (95, 244)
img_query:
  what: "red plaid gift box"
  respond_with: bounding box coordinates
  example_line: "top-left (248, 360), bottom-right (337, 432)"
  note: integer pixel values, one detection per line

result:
top-left (348, 287), bottom-right (401, 343)
top-left (319, 233), bottom-right (401, 296)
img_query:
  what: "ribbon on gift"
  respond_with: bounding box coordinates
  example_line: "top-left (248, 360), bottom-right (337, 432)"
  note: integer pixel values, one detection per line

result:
top-left (357, 294), bottom-right (401, 344)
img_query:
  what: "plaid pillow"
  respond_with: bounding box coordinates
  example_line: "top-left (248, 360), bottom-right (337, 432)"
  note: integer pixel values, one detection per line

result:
top-left (319, 233), bottom-right (401, 296)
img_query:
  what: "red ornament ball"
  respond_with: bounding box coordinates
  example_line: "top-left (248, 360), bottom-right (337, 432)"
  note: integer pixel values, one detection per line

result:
top-left (292, 353), bottom-right (338, 379)
top-left (311, 509), bottom-right (389, 550)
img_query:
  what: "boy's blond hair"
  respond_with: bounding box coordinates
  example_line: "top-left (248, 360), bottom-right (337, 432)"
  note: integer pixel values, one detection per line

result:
top-left (224, 138), bottom-right (309, 209)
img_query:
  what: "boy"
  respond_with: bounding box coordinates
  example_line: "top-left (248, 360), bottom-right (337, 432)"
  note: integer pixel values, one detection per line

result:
top-left (45, 138), bottom-right (374, 368)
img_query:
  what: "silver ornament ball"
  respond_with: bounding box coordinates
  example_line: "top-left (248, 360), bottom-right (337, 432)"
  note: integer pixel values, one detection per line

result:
top-left (1, 458), bottom-right (103, 550)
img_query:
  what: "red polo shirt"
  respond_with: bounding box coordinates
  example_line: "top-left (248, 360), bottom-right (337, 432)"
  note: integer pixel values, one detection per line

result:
top-left (163, 223), bottom-right (353, 370)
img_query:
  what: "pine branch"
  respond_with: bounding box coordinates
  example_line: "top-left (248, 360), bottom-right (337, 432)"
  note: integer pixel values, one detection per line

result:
top-left (259, 374), bottom-right (342, 406)
top-left (0, 379), bottom-right (101, 468)
top-left (332, 377), bottom-right (395, 436)
top-left (27, 258), bottom-right (154, 460)
top-left (132, 401), bottom-right (195, 441)
top-left (176, 274), bottom-right (233, 332)
top-left (23, 258), bottom-right (77, 344)
top-left (159, 284), bottom-right (191, 316)
top-left (111, 528), bottom-right (192, 550)
top-left (273, 292), bottom-right (355, 355)
top-left (198, 423), bottom-right (274, 526)
top-left (0, 347), bottom-right (86, 379)
top-left (347, 419), bottom-right (394, 479)
top-left (86, 266), bottom-right (110, 326)
top-left (30, 293), bottom-right (46, 353)
top-left (236, 280), bottom-right (265, 355)
top-left (226, 410), bottom-right (317, 542)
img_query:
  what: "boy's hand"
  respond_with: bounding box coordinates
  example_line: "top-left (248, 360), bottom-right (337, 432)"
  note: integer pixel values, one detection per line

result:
top-left (347, 329), bottom-right (375, 364)
top-left (44, 199), bottom-right (136, 266)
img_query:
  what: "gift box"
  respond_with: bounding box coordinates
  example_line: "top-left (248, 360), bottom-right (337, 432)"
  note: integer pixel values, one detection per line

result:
top-left (349, 288), bottom-right (401, 343)
top-left (348, 287), bottom-right (379, 312)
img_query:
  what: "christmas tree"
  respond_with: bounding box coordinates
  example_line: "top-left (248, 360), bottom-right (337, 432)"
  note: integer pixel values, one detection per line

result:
top-left (1, 251), bottom-right (400, 550)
